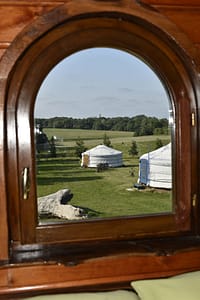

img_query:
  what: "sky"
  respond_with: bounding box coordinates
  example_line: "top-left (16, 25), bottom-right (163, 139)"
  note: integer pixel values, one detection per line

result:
top-left (35, 48), bottom-right (170, 119)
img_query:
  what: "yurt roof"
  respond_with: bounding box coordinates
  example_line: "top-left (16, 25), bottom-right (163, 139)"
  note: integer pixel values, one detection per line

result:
top-left (140, 143), bottom-right (171, 162)
top-left (82, 145), bottom-right (122, 156)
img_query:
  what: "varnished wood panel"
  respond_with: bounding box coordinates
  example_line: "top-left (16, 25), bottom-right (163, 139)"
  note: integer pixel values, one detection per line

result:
top-left (140, 0), bottom-right (200, 5)
top-left (0, 43), bottom-right (9, 59)
top-left (153, 7), bottom-right (200, 45)
top-left (0, 0), bottom-right (200, 297)
top-left (0, 1), bottom-right (199, 57)
top-left (0, 1), bottom-right (64, 3)
top-left (1, 249), bottom-right (200, 298)
top-left (0, 5), bottom-right (60, 47)
top-left (0, 179), bottom-right (8, 262)
top-left (0, 268), bottom-right (8, 288)
top-left (139, 1), bottom-right (200, 46)
top-left (0, 62), bottom-right (8, 262)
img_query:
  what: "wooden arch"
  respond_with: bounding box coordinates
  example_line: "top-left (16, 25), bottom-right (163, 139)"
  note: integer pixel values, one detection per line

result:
top-left (1, 0), bottom-right (200, 297)
top-left (0, 0), bottom-right (199, 250)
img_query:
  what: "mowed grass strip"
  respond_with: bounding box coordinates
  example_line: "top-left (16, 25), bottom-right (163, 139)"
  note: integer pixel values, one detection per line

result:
top-left (44, 128), bottom-right (170, 149)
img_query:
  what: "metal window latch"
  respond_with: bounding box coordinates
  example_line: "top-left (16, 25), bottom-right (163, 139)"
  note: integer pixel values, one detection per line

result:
top-left (191, 112), bottom-right (195, 127)
top-left (22, 167), bottom-right (30, 200)
top-left (192, 194), bottom-right (197, 207)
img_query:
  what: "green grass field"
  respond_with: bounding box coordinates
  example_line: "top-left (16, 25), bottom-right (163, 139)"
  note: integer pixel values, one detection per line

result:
top-left (37, 128), bottom-right (172, 220)
top-left (44, 128), bottom-right (170, 149)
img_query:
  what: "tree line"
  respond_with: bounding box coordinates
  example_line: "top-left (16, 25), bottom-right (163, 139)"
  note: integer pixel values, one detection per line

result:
top-left (35, 114), bottom-right (169, 136)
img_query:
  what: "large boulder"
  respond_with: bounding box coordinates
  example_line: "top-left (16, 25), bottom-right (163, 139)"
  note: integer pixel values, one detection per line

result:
top-left (38, 189), bottom-right (86, 220)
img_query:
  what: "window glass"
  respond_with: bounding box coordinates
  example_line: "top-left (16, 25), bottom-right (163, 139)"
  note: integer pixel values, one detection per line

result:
top-left (34, 48), bottom-right (173, 224)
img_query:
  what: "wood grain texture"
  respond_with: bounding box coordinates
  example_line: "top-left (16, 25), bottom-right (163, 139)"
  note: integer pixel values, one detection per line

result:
top-left (2, 1), bottom-right (197, 245)
top-left (139, 0), bottom-right (200, 46)
top-left (0, 1), bottom-right (199, 60)
top-left (139, 0), bottom-right (200, 6)
top-left (0, 268), bottom-right (8, 288)
top-left (1, 249), bottom-right (200, 298)
top-left (0, 5), bottom-right (59, 50)
top-left (153, 7), bottom-right (200, 44)
top-left (0, 0), bottom-right (200, 298)
top-left (0, 53), bottom-right (8, 262)
top-left (0, 1), bottom-right (64, 3)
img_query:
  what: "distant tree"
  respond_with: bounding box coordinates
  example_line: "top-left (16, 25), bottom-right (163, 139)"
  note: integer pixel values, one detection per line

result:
top-left (92, 119), bottom-right (105, 130)
top-left (103, 133), bottom-right (112, 147)
top-left (155, 138), bottom-right (163, 149)
top-left (49, 136), bottom-right (57, 157)
top-left (35, 115), bottom-right (169, 136)
top-left (74, 137), bottom-right (87, 158)
top-left (128, 140), bottom-right (138, 156)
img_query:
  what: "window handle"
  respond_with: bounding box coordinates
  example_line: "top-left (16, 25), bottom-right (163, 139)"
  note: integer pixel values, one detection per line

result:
top-left (22, 167), bottom-right (30, 200)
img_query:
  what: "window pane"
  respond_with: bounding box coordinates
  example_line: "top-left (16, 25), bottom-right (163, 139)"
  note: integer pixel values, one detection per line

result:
top-left (34, 48), bottom-right (173, 224)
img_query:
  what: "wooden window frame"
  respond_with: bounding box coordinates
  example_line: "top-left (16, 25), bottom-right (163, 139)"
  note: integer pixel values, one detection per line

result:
top-left (1, 1), bottom-right (198, 253)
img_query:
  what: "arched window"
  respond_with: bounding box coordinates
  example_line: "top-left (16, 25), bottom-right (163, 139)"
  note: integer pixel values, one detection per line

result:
top-left (1, 1), bottom-right (198, 250)
top-left (35, 48), bottom-right (173, 223)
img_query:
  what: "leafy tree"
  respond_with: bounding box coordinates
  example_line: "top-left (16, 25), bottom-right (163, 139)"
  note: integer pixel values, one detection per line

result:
top-left (74, 137), bottom-right (87, 158)
top-left (128, 140), bottom-right (138, 156)
top-left (126, 118), bottom-right (135, 132)
top-left (35, 115), bottom-right (169, 136)
top-left (103, 133), bottom-right (112, 147)
top-left (92, 119), bottom-right (105, 130)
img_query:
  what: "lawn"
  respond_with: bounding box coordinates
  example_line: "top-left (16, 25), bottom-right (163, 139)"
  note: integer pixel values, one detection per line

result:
top-left (44, 128), bottom-right (170, 149)
top-left (36, 129), bottom-right (172, 220)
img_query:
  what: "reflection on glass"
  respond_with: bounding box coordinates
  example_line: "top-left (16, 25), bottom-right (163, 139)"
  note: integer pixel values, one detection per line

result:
top-left (35, 48), bottom-right (173, 224)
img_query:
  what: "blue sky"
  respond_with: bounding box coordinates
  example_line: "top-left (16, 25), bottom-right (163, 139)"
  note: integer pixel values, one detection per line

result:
top-left (35, 48), bottom-right (170, 119)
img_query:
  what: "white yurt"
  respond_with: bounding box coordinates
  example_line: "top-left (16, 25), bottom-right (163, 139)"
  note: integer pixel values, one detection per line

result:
top-left (138, 143), bottom-right (172, 189)
top-left (81, 145), bottom-right (123, 168)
